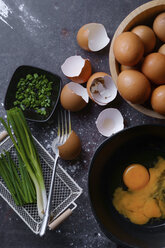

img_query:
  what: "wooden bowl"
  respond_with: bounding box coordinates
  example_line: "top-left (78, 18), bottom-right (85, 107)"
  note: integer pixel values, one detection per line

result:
top-left (109, 0), bottom-right (165, 119)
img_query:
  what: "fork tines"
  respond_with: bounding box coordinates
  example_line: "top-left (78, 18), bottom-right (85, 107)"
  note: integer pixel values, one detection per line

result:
top-left (58, 110), bottom-right (71, 143)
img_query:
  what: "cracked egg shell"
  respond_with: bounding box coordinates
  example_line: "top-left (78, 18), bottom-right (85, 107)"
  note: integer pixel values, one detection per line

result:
top-left (76, 23), bottom-right (110, 52)
top-left (96, 108), bottom-right (124, 137)
top-left (58, 130), bottom-right (81, 160)
top-left (87, 72), bottom-right (117, 106)
top-left (60, 82), bottom-right (89, 112)
top-left (61, 55), bottom-right (92, 83)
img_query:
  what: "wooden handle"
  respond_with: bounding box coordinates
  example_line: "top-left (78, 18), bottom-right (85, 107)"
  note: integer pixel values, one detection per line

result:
top-left (48, 208), bottom-right (72, 230)
top-left (0, 131), bottom-right (8, 142)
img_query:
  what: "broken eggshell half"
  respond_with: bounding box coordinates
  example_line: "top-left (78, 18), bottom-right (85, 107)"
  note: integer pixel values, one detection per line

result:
top-left (77, 23), bottom-right (110, 52)
top-left (87, 72), bottom-right (117, 106)
top-left (60, 82), bottom-right (89, 112)
top-left (61, 55), bottom-right (92, 83)
top-left (96, 108), bottom-right (124, 137)
top-left (52, 130), bottom-right (81, 160)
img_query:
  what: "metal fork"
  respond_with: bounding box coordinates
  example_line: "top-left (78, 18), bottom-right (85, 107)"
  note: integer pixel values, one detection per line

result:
top-left (39, 109), bottom-right (71, 237)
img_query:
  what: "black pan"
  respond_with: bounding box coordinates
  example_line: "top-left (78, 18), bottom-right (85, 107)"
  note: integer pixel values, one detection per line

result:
top-left (88, 124), bottom-right (165, 248)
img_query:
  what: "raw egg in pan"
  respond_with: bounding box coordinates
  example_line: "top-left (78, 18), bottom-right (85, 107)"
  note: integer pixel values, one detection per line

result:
top-left (123, 164), bottom-right (150, 191)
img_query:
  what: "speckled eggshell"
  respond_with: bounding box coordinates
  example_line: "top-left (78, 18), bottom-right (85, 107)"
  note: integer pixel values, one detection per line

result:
top-left (58, 131), bottom-right (81, 160)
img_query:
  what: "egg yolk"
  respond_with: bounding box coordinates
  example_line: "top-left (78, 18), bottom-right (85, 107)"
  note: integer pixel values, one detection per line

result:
top-left (123, 164), bottom-right (150, 190)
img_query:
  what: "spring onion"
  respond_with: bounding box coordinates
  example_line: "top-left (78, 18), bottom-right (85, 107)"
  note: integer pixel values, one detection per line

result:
top-left (13, 73), bottom-right (53, 116)
top-left (0, 151), bottom-right (36, 205)
top-left (0, 107), bottom-right (47, 218)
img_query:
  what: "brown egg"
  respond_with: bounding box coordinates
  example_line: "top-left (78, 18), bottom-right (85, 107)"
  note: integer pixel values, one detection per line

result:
top-left (158, 44), bottom-right (165, 55)
top-left (77, 25), bottom-right (90, 51)
top-left (113, 32), bottom-right (144, 66)
top-left (58, 131), bottom-right (81, 160)
top-left (151, 85), bottom-right (165, 115)
top-left (117, 70), bottom-right (151, 104)
top-left (141, 53), bottom-right (165, 85)
top-left (120, 57), bottom-right (144, 72)
top-left (153, 12), bottom-right (165, 42)
top-left (60, 82), bottom-right (89, 112)
top-left (131, 25), bottom-right (156, 54)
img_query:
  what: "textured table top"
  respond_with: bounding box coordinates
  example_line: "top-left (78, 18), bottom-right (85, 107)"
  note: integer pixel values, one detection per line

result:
top-left (0, 0), bottom-right (165, 247)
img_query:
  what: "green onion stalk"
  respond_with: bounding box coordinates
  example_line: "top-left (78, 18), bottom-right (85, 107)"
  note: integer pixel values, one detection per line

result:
top-left (0, 151), bottom-right (36, 205)
top-left (0, 107), bottom-right (47, 218)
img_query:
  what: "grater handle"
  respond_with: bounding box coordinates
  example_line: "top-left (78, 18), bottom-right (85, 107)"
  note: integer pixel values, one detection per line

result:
top-left (0, 130), bottom-right (8, 142)
top-left (48, 208), bottom-right (72, 230)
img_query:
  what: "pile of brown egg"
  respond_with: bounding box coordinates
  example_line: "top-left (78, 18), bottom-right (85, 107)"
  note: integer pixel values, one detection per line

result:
top-left (113, 12), bottom-right (165, 115)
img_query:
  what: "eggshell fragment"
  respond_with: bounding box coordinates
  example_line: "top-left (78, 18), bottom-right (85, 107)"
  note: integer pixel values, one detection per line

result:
top-left (61, 55), bottom-right (92, 83)
top-left (87, 72), bottom-right (117, 105)
top-left (77, 23), bottom-right (110, 52)
top-left (60, 82), bottom-right (89, 112)
top-left (96, 108), bottom-right (124, 137)
top-left (58, 131), bottom-right (81, 160)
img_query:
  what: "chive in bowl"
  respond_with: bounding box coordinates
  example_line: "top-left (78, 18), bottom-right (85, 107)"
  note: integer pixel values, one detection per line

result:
top-left (4, 65), bottom-right (62, 122)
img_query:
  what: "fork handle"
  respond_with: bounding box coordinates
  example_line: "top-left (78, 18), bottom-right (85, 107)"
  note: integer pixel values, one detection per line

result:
top-left (39, 154), bottom-right (59, 237)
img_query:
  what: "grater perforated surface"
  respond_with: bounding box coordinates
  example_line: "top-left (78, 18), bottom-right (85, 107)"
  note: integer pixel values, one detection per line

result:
top-left (0, 136), bottom-right (82, 234)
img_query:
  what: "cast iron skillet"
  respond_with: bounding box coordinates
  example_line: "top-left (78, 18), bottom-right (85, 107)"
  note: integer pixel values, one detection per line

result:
top-left (88, 124), bottom-right (165, 248)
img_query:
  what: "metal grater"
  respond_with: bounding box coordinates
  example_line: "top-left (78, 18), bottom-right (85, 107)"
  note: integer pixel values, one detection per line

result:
top-left (0, 135), bottom-right (82, 234)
